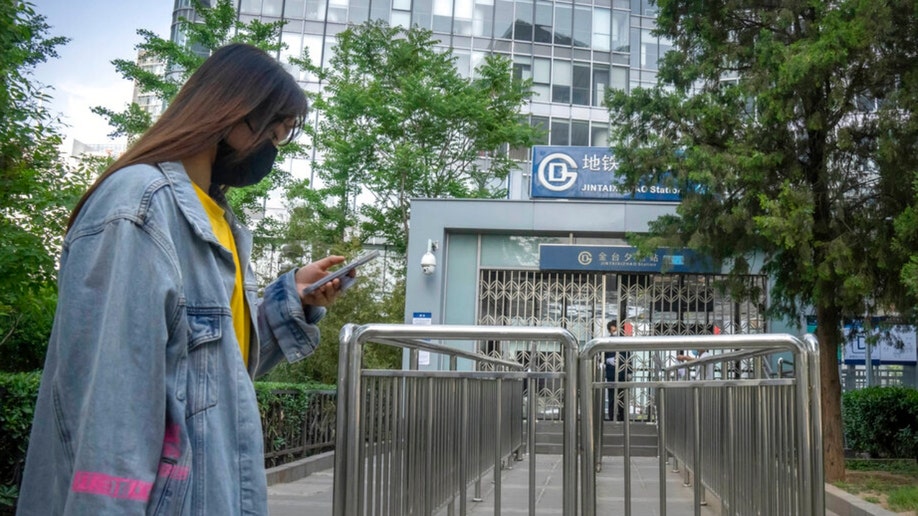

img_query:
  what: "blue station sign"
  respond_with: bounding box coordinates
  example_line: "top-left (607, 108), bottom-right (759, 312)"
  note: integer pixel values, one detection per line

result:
top-left (530, 146), bottom-right (681, 201)
top-left (539, 245), bottom-right (715, 274)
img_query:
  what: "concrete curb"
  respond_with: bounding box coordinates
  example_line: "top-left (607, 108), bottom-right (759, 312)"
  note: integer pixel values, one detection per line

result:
top-left (825, 483), bottom-right (903, 516)
top-left (265, 451), bottom-right (335, 486)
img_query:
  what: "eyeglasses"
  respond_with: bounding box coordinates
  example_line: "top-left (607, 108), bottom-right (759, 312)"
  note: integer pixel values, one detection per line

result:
top-left (244, 117), bottom-right (296, 146)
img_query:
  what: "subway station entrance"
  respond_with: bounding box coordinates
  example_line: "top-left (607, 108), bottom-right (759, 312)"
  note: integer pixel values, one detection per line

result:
top-left (476, 269), bottom-right (768, 421)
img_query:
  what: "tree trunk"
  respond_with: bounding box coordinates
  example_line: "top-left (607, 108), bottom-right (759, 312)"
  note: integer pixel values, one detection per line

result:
top-left (815, 304), bottom-right (846, 482)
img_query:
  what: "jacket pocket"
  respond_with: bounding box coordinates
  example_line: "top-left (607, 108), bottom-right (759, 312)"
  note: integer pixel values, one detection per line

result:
top-left (183, 309), bottom-right (224, 417)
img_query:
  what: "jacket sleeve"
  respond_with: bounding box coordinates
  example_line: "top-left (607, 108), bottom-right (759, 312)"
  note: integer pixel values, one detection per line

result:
top-left (253, 268), bottom-right (325, 378)
top-left (22, 217), bottom-right (183, 515)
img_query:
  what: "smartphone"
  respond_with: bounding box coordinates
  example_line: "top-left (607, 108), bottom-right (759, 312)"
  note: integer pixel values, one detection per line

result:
top-left (300, 250), bottom-right (380, 296)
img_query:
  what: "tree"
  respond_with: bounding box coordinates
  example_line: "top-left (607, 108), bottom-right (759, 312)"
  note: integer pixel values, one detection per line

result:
top-left (92, 0), bottom-right (305, 230)
top-left (298, 21), bottom-right (540, 255)
top-left (605, 0), bottom-right (918, 482)
top-left (0, 0), bottom-right (87, 372)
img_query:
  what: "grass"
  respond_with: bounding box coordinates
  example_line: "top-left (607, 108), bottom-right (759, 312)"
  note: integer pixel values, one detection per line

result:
top-left (834, 459), bottom-right (918, 514)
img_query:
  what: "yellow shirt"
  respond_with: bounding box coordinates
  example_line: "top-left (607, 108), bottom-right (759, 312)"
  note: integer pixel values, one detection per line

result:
top-left (192, 182), bottom-right (251, 366)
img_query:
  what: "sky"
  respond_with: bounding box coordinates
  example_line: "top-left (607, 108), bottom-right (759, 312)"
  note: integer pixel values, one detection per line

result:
top-left (31, 0), bottom-right (173, 150)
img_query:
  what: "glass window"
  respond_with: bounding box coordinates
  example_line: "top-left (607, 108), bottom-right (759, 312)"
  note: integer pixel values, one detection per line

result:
top-left (285, 0), bottom-right (305, 18)
top-left (394, 0), bottom-right (411, 9)
top-left (391, 10), bottom-right (411, 26)
top-left (591, 64), bottom-right (608, 106)
top-left (240, 0), bottom-right (262, 15)
top-left (323, 37), bottom-right (335, 69)
top-left (513, 55), bottom-right (532, 81)
top-left (454, 50), bottom-right (471, 78)
top-left (534, 0), bottom-right (552, 43)
top-left (659, 34), bottom-right (673, 64)
top-left (514, 0), bottom-right (533, 42)
top-left (552, 59), bottom-right (571, 103)
top-left (531, 116), bottom-right (549, 144)
top-left (470, 51), bottom-right (487, 79)
top-left (473, 0), bottom-right (493, 37)
top-left (280, 31), bottom-right (302, 67)
top-left (611, 10), bottom-right (628, 52)
top-left (454, 0), bottom-right (473, 35)
top-left (414, 0), bottom-right (433, 29)
top-left (349, 0), bottom-right (370, 23)
top-left (278, 32), bottom-right (306, 81)
top-left (573, 6), bottom-right (591, 48)
top-left (495, 0), bottom-right (514, 39)
top-left (640, 28), bottom-right (658, 69)
top-left (327, 0), bottom-right (347, 22)
top-left (630, 26), bottom-right (640, 67)
top-left (572, 63), bottom-right (590, 106)
top-left (305, 0), bottom-right (327, 20)
top-left (433, 0), bottom-right (454, 32)
top-left (263, 0), bottom-right (283, 16)
top-left (371, 0), bottom-right (391, 21)
top-left (610, 65), bottom-right (628, 90)
top-left (554, 4), bottom-right (572, 45)
top-left (571, 120), bottom-right (589, 146)
top-left (592, 8), bottom-right (610, 52)
top-left (591, 124), bottom-right (609, 146)
top-left (532, 57), bottom-right (550, 101)
top-left (550, 119), bottom-right (569, 145)
top-left (303, 34), bottom-right (324, 82)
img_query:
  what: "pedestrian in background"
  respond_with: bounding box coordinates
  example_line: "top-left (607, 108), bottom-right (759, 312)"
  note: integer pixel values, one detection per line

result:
top-left (604, 320), bottom-right (630, 421)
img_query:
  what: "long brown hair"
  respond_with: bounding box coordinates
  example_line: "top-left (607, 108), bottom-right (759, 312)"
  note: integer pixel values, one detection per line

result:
top-left (67, 43), bottom-right (309, 230)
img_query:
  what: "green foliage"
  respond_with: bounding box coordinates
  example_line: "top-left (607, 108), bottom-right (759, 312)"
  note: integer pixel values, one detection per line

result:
top-left (0, 372), bottom-right (41, 511)
top-left (298, 21), bottom-right (539, 255)
top-left (263, 246), bottom-right (404, 385)
top-left (887, 485), bottom-right (918, 513)
top-left (0, 1), bottom-right (87, 372)
top-left (255, 381), bottom-right (336, 467)
top-left (93, 0), bottom-right (299, 230)
top-left (842, 387), bottom-right (918, 459)
top-left (606, 0), bottom-right (918, 479)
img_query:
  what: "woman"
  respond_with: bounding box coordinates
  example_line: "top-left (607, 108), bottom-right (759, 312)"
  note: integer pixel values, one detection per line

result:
top-left (17, 43), bottom-right (347, 515)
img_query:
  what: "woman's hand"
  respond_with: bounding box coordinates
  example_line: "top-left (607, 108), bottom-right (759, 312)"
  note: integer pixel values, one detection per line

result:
top-left (295, 256), bottom-right (354, 307)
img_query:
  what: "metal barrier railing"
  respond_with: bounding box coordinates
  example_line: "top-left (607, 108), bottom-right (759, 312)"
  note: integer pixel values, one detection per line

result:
top-left (579, 334), bottom-right (824, 516)
top-left (334, 324), bottom-right (579, 516)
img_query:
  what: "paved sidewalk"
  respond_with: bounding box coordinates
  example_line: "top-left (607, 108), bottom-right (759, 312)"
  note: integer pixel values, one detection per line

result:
top-left (268, 454), bottom-right (719, 516)
top-left (267, 454), bottom-right (842, 515)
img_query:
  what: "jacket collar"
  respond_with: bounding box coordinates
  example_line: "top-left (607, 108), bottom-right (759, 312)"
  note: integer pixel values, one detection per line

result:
top-left (156, 161), bottom-right (254, 266)
top-left (156, 161), bottom-right (223, 247)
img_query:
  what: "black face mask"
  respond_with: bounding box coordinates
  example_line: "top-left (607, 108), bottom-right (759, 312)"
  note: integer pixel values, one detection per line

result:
top-left (210, 139), bottom-right (278, 187)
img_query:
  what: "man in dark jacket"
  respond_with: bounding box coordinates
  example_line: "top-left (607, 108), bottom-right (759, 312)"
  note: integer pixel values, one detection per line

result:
top-left (603, 321), bottom-right (630, 421)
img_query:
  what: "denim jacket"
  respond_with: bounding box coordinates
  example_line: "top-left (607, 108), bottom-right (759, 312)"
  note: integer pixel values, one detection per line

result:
top-left (17, 162), bottom-right (324, 515)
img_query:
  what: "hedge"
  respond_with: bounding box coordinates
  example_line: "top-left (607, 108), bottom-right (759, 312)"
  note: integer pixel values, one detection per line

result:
top-left (0, 372), bottom-right (40, 511)
top-left (0, 372), bottom-right (335, 513)
top-left (842, 385), bottom-right (918, 460)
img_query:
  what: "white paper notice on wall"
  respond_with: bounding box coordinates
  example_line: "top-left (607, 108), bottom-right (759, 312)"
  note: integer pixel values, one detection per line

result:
top-left (412, 312), bottom-right (432, 366)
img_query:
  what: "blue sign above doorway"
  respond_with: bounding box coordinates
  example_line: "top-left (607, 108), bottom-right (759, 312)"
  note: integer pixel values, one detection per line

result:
top-left (538, 244), bottom-right (715, 274)
top-left (530, 146), bottom-right (682, 201)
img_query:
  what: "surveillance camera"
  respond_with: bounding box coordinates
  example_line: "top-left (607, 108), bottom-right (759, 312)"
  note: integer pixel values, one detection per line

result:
top-left (421, 251), bottom-right (436, 275)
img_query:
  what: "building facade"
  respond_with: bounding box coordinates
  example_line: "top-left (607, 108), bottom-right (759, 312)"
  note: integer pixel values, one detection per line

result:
top-left (174, 0), bottom-right (669, 156)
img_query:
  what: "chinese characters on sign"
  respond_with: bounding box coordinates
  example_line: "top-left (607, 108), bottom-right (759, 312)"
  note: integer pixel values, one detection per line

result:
top-left (530, 146), bottom-right (682, 201)
top-left (539, 245), bottom-right (714, 274)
